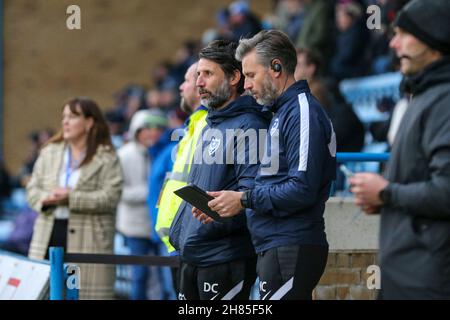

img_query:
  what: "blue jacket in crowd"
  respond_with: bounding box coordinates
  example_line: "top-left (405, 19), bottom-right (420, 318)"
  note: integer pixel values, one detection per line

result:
top-left (169, 95), bottom-right (271, 267)
top-left (148, 129), bottom-right (177, 243)
top-left (246, 80), bottom-right (336, 253)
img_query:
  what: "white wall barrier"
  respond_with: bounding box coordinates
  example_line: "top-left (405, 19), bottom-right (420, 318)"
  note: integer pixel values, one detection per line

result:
top-left (0, 251), bottom-right (49, 300)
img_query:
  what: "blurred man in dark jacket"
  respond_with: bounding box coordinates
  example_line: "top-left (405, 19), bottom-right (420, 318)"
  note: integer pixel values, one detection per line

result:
top-left (350, 0), bottom-right (450, 299)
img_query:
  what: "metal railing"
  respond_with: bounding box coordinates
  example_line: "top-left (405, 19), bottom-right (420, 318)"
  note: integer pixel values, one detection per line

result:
top-left (49, 247), bottom-right (179, 300)
top-left (336, 152), bottom-right (389, 163)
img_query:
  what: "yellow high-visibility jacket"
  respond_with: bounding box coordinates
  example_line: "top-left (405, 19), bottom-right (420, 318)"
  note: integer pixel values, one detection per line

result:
top-left (155, 107), bottom-right (208, 252)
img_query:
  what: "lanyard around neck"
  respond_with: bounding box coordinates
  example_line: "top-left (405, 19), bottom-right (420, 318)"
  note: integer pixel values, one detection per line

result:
top-left (65, 147), bottom-right (83, 187)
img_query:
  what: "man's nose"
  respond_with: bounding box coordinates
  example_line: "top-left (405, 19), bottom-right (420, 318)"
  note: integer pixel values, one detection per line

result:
top-left (196, 76), bottom-right (204, 87)
top-left (244, 79), bottom-right (252, 91)
top-left (389, 35), bottom-right (399, 50)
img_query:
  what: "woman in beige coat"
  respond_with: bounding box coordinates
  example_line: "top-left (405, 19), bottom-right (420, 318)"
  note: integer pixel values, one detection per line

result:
top-left (27, 97), bottom-right (123, 299)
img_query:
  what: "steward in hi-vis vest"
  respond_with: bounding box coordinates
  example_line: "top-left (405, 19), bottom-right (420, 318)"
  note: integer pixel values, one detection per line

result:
top-left (155, 106), bottom-right (207, 252)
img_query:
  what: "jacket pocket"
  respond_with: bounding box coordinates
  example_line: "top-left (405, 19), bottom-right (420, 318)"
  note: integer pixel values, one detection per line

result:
top-left (412, 217), bottom-right (450, 253)
top-left (411, 217), bottom-right (450, 284)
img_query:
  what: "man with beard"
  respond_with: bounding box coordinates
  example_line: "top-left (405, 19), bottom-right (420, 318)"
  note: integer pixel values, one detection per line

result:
top-left (155, 62), bottom-right (207, 295)
top-left (168, 40), bottom-right (271, 300)
top-left (350, 0), bottom-right (450, 299)
top-left (196, 30), bottom-right (336, 300)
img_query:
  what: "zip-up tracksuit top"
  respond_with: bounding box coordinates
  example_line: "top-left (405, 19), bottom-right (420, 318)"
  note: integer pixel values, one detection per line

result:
top-left (169, 95), bottom-right (271, 267)
top-left (246, 80), bottom-right (336, 253)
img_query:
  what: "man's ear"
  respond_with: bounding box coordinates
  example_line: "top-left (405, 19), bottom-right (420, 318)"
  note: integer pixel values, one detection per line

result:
top-left (269, 59), bottom-right (283, 79)
top-left (229, 69), bottom-right (242, 87)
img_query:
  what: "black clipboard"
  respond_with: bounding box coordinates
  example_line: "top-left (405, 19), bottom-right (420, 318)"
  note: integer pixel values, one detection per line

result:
top-left (174, 183), bottom-right (229, 222)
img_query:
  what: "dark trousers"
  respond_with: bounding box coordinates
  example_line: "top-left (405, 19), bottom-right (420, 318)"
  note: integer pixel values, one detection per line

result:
top-left (178, 257), bottom-right (257, 300)
top-left (257, 244), bottom-right (328, 300)
top-left (44, 219), bottom-right (68, 260)
top-left (171, 266), bottom-right (179, 296)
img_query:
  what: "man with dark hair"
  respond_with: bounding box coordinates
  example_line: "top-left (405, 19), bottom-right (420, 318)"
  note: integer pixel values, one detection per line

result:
top-left (350, 0), bottom-right (450, 299)
top-left (169, 40), bottom-right (270, 300)
top-left (199, 30), bottom-right (336, 300)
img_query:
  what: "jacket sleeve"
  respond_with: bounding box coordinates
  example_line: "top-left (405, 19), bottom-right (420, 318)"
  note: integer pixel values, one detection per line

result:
top-left (121, 184), bottom-right (148, 205)
top-left (251, 103), bottom-right (332, 218)
top-left (118, 147), bottom-right (148, 204)
top-left (219, 118), bottom-right (268, 230)
top-left (69, 154), bottom-right (123, 213)
top-left (389, 105), bottom-right (450, 219)
top-left (234, 118), bottom-right (268, 192)
top-left (26, 151), bottom-right (52, 214)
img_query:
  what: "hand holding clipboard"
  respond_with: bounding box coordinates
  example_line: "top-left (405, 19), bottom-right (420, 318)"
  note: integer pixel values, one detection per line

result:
top-left (174, 184), bottom-right (231, 223)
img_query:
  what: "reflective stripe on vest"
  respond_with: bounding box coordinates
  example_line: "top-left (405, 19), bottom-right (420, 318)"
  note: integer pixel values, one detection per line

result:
top-left (168, 170), bottom-right (190, 183)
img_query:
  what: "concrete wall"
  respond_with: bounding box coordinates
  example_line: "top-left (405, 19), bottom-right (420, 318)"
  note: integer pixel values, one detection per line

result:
top-left (315, 198), bottom-right (381, 300)
top-left (3, 0), bottom-right (272, 172)
top-left (324, 197), bottom-right (379, 251)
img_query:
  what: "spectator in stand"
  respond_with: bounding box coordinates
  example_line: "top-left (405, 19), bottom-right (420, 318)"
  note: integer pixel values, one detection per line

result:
top-left (146, 110), bottom-right (178, 300)
top-left (145, 88), bottom-right (163, 110)
top-left (159, 88), bottom-right (178, 110)
top-left (170, 41), bottom-right (199, 86)
top-left (330, 1), bottom-right (370, 80)
top-left (17, 128), bottom-right (54, 188)
top-left (116, 110), bottom-right (166, 300)
top-left (370, 0), bottom-right (410, 74)
top-left (0, 157), bottom-right (12, 215)
top-left (271, 0), bottom-right (305, 43)
top-left (227, 0), bottom-right (262, 42)
top-left (167, 108), bottom-right (189, 130)
top-left (27, 97), bottom-right (123, 299)
top-left (153, 62), bottom-right (178, 91)
top-left (296, 48), bottom-right (365, 153)
top-left (105, 110), bottom-right (125, 149)
top-left (295, 0), bottom-right (333, 67)
top-left (123, 85), bottom-right (146, 127)
top-left (0, 207), bottom-right (37, 255)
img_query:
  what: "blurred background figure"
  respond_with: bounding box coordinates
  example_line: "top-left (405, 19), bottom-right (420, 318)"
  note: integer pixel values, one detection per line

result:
top-left (0, 129), bottom-right (53, 256)
top-left (0, 206), bottom-right (37, 255)
top-left (295, 0), bottom-right (333, 69)
top-left (270, 0), bottom-right (305, 41)
top-left (167, 108), bottom-right (189, 130)
top-left (330, 1), bottom-right (369, 80)
top-left (145, 88), bottom-right (163, 111)
top-left (351, 0), bottom-right (450, 299)
top-left (146, 110), bottom-right (177, 300)
top-left (16, 129), bottom-right (54, 188)
top-left (0, 158), bottom-right (12, 216)
top-left (295, 48), bottom-right (365, 153)
top-left (105, 110), bottom-right (126, 150)
top-left (27, 97), bottom-right (123, 299)
top-left (116, 110), bottom-right (158, 300)
top-left (228, 0), bottom-right (262, 42)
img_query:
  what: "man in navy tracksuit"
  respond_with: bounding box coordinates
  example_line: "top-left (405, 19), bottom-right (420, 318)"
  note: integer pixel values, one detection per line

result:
top-left (169, 40), bottom-right (271, 300)
top-left (203, 30), bottom-right (336, 300)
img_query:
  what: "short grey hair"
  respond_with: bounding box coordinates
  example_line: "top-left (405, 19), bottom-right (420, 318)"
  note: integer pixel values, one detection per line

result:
top-left (235, 30), bottom-right (297, 75)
